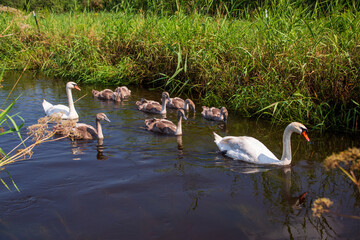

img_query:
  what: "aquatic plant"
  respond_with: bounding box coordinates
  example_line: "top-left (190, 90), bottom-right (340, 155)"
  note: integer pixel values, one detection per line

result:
top-left (323, 147), bottom-right (360, 192)
top-left (0, 67), bottom-right (63, 191)
top-left (312, 198), bottom-right (333, 218)
top-left (312, 148), bottom-right (360, 220)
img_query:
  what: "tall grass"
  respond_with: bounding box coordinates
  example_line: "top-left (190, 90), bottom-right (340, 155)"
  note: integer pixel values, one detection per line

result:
top-left (0, 1), bottom-right (359, 131)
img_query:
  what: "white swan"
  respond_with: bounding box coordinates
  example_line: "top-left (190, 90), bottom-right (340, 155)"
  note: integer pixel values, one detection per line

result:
top-left (42, 81), bottom-right (81, 120)
top-left (213, 122), bottom-right (310, 165)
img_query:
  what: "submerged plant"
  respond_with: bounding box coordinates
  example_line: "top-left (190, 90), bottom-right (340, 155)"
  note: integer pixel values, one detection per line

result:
top-left (324, 147), bottom-right (360, 192)
top-left (312, 198), bottom-right (333, 218)
top-left (312, 147), bottom-right (360, 220)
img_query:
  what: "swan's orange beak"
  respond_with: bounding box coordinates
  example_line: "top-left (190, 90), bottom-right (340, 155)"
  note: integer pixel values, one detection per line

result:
top-left (302, 131), bottom-right (310, 142)
top-left (74, 85), bottom-right (81, 91)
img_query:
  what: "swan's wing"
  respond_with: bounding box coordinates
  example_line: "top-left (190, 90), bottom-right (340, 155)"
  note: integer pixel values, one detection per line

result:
top-left (74, 123), bottom-right (97, 139)
top-left (100, 90), bottom-right (113, 100)
top-left (42, 99), bottom-right (53, 113)
top-left (218, 136), bottom-right (280, 164)
top-left (210, 108), bottom-right (221, 117)
top-left (166, 97), bottom-right (184, 109)
top-left (142, 102), bottom-right (161, 113)
top-left (172, 98), bottom-right (185, 109)
top-left (45, 104), bottom-right (70, 118)
top-left (152, 120), bottom-right (176, 134)
top-left (120, 87), bottom-right (131, 98)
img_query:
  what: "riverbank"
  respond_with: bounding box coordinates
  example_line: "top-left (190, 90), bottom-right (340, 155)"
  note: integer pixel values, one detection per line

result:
top-left (1, 5), bottom-right (359, 131)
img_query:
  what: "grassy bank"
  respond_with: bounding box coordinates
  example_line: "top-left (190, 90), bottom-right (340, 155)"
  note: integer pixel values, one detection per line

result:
top-left (1, 3), bottom-right (360, 131)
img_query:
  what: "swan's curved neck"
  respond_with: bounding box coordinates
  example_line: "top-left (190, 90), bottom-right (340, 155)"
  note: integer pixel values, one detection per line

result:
top-left (280, 125), bottom-right (293, 165)
top-left (96, 119), bottom-right (104, 139)
top-left (184, 100), bottom-right (189, 111)
top-left (160, 96), bottom-right (168, 114)
top-left (220, 108), bottom-right (225, 120)
top-left (66, 86), bottom-right (78, 119)
top-left (175, 113), bottom-right (183, 135)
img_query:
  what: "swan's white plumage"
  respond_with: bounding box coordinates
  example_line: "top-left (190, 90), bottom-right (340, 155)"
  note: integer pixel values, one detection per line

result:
top-left (213, 122), bottom-right (310, 166)
top-left (215, 135), bottom-right (280, 164)
top-left (42, 100), bottom-right (69, 116)
top-left (42, 81), bottom-right (80, 120)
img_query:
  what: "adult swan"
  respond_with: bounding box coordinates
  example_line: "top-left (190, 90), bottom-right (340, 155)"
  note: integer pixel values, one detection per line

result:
top-left (213, 122), bottom-right (310, 166)
top-left (42, 81), bottom-right (81, 120)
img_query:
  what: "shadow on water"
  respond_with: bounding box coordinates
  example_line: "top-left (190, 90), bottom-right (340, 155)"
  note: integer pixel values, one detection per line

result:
top-left (0, 71), bottom-right (359, 239)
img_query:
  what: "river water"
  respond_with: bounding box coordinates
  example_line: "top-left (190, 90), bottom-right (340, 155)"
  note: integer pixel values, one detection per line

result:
top-left (0, 71), bottom-right (359, 239)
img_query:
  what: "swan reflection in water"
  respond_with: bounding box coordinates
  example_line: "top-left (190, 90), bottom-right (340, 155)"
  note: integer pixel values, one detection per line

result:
top-left (282, 167), bottom-right (307, 210)
top-left (96, 139), bottom-right (109, 161)
top-left (68, 138), bottom-right (110, 161)
top-left (216, 159), bottom-right (307, 209)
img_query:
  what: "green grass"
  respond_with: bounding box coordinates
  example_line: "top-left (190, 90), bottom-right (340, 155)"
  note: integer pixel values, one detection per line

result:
top-left (0, 1), bottom-right (360, 131)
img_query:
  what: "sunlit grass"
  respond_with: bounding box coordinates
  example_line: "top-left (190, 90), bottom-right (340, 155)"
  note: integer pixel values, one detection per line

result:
top-left (1, 2), bottom-right (360, 131)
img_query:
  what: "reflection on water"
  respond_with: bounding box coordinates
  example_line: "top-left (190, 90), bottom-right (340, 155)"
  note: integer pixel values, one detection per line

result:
top-left (0, 71), bottom-right (359, 239)
top-left (96, 139), bottom-right (108, 161)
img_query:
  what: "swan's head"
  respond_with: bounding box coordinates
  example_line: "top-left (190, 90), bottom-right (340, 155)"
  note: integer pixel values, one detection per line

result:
top-left (67, 82), bottom-right (81, 91)
top-left (96, 113), bottom-right (111, 123)
top-left (288, 122), bottom-right (310, 141)
top-left (220, 107), bottom-right (228, 121)
top-left (162, 92), bottom-right (171, 102)
top-left (177, 109), bottom-right (187, 120)
top-left (184, 99), bottom-right (196, 112)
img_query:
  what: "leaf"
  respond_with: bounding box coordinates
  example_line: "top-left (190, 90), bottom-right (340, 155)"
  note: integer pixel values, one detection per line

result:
top-left (5, 170), bottom-right (19, 192)
top-left (0, 178), bottom-right (11, 191)
top-left (0, 147), bottom-right (8, 159)
top-left (0, 96), bottom-right (20, 121)
top-left (4, 114), bottom-right (26, 147)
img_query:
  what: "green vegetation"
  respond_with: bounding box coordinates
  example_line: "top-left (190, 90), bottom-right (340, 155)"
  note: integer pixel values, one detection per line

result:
top-left (0, 67), bottom-right (60, 191)
top-left (0, 0), bottom-right (359, 131)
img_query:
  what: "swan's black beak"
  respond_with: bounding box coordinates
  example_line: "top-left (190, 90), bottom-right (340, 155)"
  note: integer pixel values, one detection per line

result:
top-left (301, 130), bottom-right (310, 142)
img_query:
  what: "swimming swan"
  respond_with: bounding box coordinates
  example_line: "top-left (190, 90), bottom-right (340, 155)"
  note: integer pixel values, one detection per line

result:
top-left (113, 86), bottom-right (131, 101)
top-left (201, 106), bottom-right (228, 122)
top-left (92, 89), bottom-right (114, 100)
top-left (165, 97), bottom-right (196, 112)
top-left (54, 113), bottom-right (110, 140)
top-left (136, 92), bottom-right (171, 114)
top-left (42, 81), bottom-right (81, 120)
top-left (145, 109), bottom-right (187, 135)
top-left (213, 122), bottom-right (310, 165)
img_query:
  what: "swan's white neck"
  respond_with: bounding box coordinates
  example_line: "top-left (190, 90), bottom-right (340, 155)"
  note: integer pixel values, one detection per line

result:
top-left (280, 125), bottom-right (294, 165)
top-left (66, 86), bottom-right (78, 119)
top-left (175, 113), bottom-right (183, 135)
top-left (96, 119), bottom-right (104, 139)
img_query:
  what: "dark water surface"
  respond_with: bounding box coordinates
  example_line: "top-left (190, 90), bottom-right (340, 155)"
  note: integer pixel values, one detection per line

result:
top-left (0, 72), bottom-right (359, 239)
